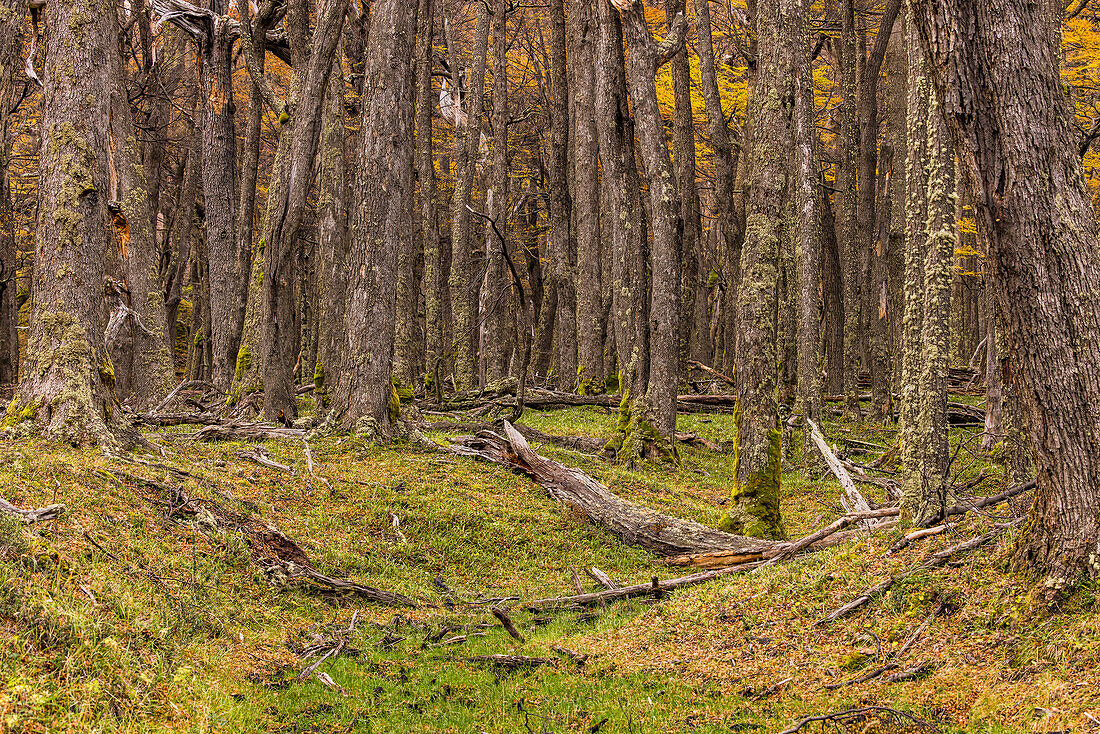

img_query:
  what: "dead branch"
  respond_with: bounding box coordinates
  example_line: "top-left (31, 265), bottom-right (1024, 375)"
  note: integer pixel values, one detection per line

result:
top-left (806, 419), bottom-right (873, 517)
top-left (192, 422), bottom-right (307, 441)
top-left (442, 422), bottom-right (781, 557)
top-left (0, 496), bottom-right (65, 523)
top-left (490, 607), bottom-right (526, 643)
top-left (461, 654), bottom-right (554, 671)
top-left (822, 663), bottom-right (899, 690)
top-left (686, 360), bottom-right (736, 388)
top-left (239, 446), bottom-right (293, 473)
top-left (779, 705), bottom-right (934, 734)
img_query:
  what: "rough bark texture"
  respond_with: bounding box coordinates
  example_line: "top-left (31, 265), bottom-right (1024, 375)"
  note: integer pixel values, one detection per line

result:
top-left (721, 0), bottom-right (793, 540)
top-left (617, 2), bottom-right (683, 443)
top-left (836, 0), bottom-right (862, 421)
top-left (547, 0), bottom-right (575, 388)
top-left (257, 0), bottom-right (347, 420)
top-left (331, 0), bottom-right (418, 437)
top-left (417, 0), bottom-right (443, 396)
top-left (12, 0), bottom-right (134, 446)
top-left (910, 0), bottom-right (1100, 586)
top-left (481, 0), bottom-right (509, 386)
top-left (571, 0), bottom-right (604, 393)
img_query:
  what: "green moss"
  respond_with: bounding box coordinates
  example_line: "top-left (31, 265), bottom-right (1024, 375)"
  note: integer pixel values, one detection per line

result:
top-left (389, 383), bottom-right (402, 424)
top-left (313, 360), bottom-right (325, 390)
top-left (392, 376), bottom-right (414, 403)
top-left (235, 347), bottom-right (252, 382)
top-left (719, 403), bottom-right (785, 540)
top-left (2, 397), bottom-right (40, 428)
top-left (98, 358), bottom-right (115, 389)
top-left (604, 371), bottom-right (621, 394)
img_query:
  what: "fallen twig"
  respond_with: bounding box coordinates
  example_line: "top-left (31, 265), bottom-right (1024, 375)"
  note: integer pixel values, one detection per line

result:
top-left (779, 705), bottom-right (934, 734)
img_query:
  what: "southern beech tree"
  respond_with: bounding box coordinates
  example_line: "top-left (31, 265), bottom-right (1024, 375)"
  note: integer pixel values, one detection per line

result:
top-left (7, 0), bottom-right (1100, 593)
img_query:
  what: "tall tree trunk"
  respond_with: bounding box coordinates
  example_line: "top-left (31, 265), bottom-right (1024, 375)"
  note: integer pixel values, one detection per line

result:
top-left (448, 0), bottom-right (489, 390)
top-left (314, 58), bottom-right (349, 410)
top-left (836, 0), bottom-right (862, 421)
top-left (417, 0), bottom-right (443, 398)
top-left (0, 0), bottom-right (25, 388)
top-left (331, 0), bottom-right (418, 436)
top-left (481, 0), bottom-right (509, 386)
top-left (792, 0), bottom-right (822, 458)
top-left (616, 1), bottom-right (684, 449)
top-left (548, 0), bottom-right (575, 389)
top-left (571, 0), bottom-right (603, 393)
top-left (720, 0), bottom-right (792, 540)
top-left (594, 0), bottom-right (647, 399)
top-left (106, 24), bottom-right (176, 410)
top-left (911, 0), bottom-right (1100, 586)
top-left (13, 0), bottom-right (134, 446)
top-left (256, 0), bottom-right (348, 421)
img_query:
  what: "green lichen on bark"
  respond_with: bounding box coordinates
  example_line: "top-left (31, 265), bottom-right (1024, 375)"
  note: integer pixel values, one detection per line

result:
top-left (606, 392), bottom-right (677, 468)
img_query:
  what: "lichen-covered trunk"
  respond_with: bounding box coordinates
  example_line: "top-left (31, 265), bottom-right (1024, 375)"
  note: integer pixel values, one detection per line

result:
top-left (792, 0), bottom-right (822, 459)
top-left (836, 0), bottom-right (862, 421)
top-left (547, 0), bottom-right (575, 389)
top-left (911, 0), bottom-right (1100, 587)
top-left (331, 0), bottom-right (418, 438)
top-left (13, 0), bottom-right (134, 446)
top-left (618, 2), bottom-right (682, 442)
top-left (416, 0), bottom-right (443, 397)
top-left (106, 32), bottom-right (176, 411)
top-left (720, 0), bottom-right (793, 540)
top-left (448, 1), bottom-right (489, 391)
top-left (571, 1), bottom-right (604, 393)
top-left (164, 118), bottom-right (200, 361)
top-left (0, 0), bottom-right (24, 388)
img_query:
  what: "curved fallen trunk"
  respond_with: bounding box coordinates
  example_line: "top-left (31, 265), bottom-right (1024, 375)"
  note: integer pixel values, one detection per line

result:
top-left (446, 421), bottom-right (779, 557)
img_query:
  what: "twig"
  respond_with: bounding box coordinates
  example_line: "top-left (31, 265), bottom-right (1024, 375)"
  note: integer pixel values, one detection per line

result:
top-left (491, 606), bottom-right (526, 643)
top-left (779, 705), bottom-right (934, 734)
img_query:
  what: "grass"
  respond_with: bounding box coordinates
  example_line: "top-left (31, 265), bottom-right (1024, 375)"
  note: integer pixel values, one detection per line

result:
top-left (0, 404), bottom-right (1096, 733)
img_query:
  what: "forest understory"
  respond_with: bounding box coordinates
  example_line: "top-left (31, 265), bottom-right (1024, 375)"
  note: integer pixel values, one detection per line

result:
top-left (1, 398), bottom-right (1096, 734)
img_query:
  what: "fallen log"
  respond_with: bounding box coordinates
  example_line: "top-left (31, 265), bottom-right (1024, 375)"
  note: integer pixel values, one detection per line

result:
top-left (191, 422), bottom-right (307, 442)
top-left (0, 496), bottom-right (65, 523)
top-left (137, 412), bottom-right (222, 427)
top-left (806, 419), bottom-right (873, 517)
top-left (444, 422), bottom-right (780, 558)
top-left (686, 360), bottom-right (737, 388)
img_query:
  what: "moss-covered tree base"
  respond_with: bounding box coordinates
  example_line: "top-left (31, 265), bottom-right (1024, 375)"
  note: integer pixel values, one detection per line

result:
top-left (718, 403), bottom-right (785, 540)
top-left (605, 394), bottom-right (678, 469)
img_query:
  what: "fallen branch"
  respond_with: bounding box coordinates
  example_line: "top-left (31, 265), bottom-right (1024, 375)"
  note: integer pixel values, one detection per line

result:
top-left (779, 705), bottom-right (934, 734)
top-left (491, 607), bottom-right (526, 643)
top-left (239, 446), bottom-right (293, 473)
top-left (192, 422), bottom-right (307, 442)
top-left (822, 663), bottom-right (899, 690)
top-left (686, 360), bottom-right (737, 388)
top-left (461, 654), bottom-right (554, 671)
top-left (0, 496), bottom-right (65, 523)
top-left (816, 526), bottom-right (1012, 625)
top-left (806, 419), bottom-right (873, 516)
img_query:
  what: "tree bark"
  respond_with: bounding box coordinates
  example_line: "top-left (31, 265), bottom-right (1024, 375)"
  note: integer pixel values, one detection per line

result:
top-left (13, 0), bottom-right (135, 446)
top-left (481, 0), bottom-right (509, 386)
top-left (331, 0), bottom-right (418, 437)
top-left (417, 0), bottom-right (443, 398)
top-left (836, 0), bottom-right (862, 421)
top-left (0, 0), bottom-right (25, 388)
top-left (548, 0), bottom-right (575, 389)
top-left (910, 0), bottom-right (1100, 585)
top-left (721, 0), bottom-right (792, 540)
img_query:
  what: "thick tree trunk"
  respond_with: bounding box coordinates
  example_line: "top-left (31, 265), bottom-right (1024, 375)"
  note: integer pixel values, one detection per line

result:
top-left (448, 1), bottom-right (489, 390)
top-left (331, 0), bottom-right (418, 437)
top-left (836, 0), bottom-right (862, 421)
top-left (13, 0), bottom-right (134, 446)
top-left (720, 0), bottom-right (792, 540)
top-left (617, 2), bottom-right (683, 446)
top-left (911, 0), bottom-right (1100, 586)
top-left (547, 0), bottom-right (575, 389)
top-left (481, 0), bottom-right (509, 386)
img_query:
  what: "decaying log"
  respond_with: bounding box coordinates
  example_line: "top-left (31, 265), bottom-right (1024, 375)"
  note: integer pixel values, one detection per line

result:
top-left (941, 479), bottom-right (1035, 519)
top-left (137, 412), bottom-right (222, 426)
top-left (191, 422), bottom-right (307, 441)
top-left (444, 422), bottom-right (780, 558)
top-left (0, 496), bottom-right (65, 523)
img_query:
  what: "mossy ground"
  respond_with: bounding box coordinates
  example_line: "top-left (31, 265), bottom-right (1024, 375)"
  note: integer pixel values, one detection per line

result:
top-left (0, 402), bottom-right (1096, 733)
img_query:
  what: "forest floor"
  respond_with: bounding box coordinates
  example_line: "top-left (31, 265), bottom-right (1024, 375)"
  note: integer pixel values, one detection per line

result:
top-left (1, 403), bottom-right (1099, 733)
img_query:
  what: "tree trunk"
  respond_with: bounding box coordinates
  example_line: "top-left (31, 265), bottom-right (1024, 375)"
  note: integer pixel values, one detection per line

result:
top-left (0, 0), bottom-right (25, 388)
top-left (616, 1), bottom-right (683, 447)
top-left (257, 0), bottom-right (348, 421)
top-left (548, 0), bottom-right (575, 389)
top-left (331, 0), bottom-right (418, 437)
top-left (13, 0), bottom-right (134, 446)
top-left (448, 0), bottom-right (489, 390)
top-left (720, 0), bottom-right (792, 540)
top-left (911, 0), bottom-right (1100, 586)
top-left (417, 0), bottom-right (443, 398)
top-left (570, 0), bottom-right (603, 393)
top-left (836, 0), bottom-right (861, 421)
top-left (481, 0), bottom-right (509, 386)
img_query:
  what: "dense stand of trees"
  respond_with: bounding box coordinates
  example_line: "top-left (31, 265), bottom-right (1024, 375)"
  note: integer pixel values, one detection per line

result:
top-left (3, 0), bottom-right (1100, 587)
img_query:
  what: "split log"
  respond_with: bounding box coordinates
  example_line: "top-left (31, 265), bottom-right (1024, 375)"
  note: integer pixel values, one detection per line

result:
top-left (0, 496), bottom-right (65, 523)
top-left (445, 422), bottom-right (780, 557)
top-left (806, 419), bottom-right (873, 516)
